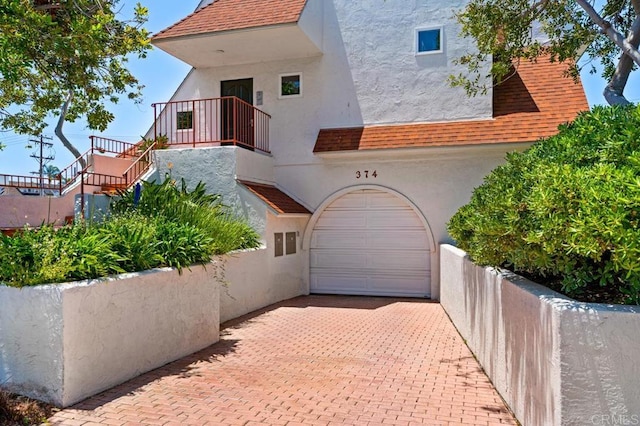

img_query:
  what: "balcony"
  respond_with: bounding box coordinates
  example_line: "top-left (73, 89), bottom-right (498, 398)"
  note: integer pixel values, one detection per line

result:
top-left (152, 97), bottom-right (271, 154)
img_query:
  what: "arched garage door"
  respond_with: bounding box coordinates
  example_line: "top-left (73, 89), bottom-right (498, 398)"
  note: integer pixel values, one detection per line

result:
top-left (310, 189), bottom-right (431, 297)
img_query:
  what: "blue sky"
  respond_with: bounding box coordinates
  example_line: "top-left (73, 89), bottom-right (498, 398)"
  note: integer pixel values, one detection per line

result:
top-left (1, 1), bottom-right (639, 176)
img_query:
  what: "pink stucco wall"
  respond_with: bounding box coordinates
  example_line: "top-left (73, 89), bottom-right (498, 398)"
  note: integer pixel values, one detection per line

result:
top-left (91, 155), bottom-right (134, 176)
top-left (0, 192), bottom-right (75, 228)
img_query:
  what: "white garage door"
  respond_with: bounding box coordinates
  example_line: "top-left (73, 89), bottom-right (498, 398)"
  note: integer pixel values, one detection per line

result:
top-left (310, 189), bottom-right (431, 297)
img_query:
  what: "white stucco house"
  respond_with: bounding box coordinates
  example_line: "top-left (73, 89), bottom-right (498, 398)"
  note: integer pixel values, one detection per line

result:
top-left (148, 0), bottom-right (588, 300)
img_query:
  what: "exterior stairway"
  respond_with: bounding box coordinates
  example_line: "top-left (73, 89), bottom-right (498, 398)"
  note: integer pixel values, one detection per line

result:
top-left (0, 137), bottom-right (156, 232)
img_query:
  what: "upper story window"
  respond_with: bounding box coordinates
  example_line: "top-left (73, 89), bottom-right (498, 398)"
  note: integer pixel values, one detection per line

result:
top-left (416, 27), bottom-right (443, 55)
top-left (279, 73), bottom-right (302, 98)
top-left (176, 111), bottom-right (193, 130)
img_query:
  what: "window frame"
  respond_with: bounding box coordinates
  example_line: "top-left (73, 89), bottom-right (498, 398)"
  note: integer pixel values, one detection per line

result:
top-left (176, 110), bottom-right (194, 131)
top-left (415, 26), bottom-right (444, 56)
top-left (278, 72), bottom-right (303, 99)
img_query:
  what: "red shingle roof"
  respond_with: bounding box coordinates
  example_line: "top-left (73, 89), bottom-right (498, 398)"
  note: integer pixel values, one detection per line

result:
top-left (154, 0), bottom-right (309, 41)
top-left (239, 180), bottom-right (311, 215)
top-left (314, 57), bottom-right (589, 153)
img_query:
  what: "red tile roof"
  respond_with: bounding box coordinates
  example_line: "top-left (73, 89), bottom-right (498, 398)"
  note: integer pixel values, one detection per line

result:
top-left (239, 180), bottom-right (311, 215)
top-left (154, 0), bottom-right (309, 41)
top-left (314, 57), bottom-right (589, 153)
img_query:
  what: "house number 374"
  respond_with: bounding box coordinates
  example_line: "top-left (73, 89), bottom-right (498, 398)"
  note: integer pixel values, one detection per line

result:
top-left (356, 170), bottom-right (377, 179)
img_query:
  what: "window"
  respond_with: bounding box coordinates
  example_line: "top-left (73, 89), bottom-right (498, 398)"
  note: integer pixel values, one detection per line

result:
top-left (416, 27), bottom-right (443, 55)
top-left (279, 73), bottom-right (302, 98)
top-left (176, 111), bottom-right (193, 130)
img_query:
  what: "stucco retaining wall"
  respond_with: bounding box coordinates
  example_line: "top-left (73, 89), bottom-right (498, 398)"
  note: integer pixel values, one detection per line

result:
top-left (0, 193), bottom-right (74, 228)
top-left (0, 265), bottom-right (219, 407)
top-left (440, 244), bottom-right (640, 426)
top-left (220, 213), bottom-right (309, 323)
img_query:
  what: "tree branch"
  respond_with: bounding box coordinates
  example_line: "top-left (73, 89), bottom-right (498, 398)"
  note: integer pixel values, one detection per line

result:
top-left (576, 0), bottom-right (640, 66)
top-left (55, 91), bottom-right (86, 169)
top-left (604, 15), bottom-right (640, 105)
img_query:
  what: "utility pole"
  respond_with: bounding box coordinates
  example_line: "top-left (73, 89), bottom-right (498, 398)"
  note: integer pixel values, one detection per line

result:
top-left (29, 134), bottom-right (54, 196)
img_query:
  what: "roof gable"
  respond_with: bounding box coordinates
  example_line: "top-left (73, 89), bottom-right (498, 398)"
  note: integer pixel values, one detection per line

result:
top-left (154, 0), bottom-right (309, 41)
top-left (314, 57), bottom-right (589, 153)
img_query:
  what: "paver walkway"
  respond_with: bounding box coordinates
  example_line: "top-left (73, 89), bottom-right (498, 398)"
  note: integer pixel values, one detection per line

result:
top-left (48, 296), bottom-right (516, 426)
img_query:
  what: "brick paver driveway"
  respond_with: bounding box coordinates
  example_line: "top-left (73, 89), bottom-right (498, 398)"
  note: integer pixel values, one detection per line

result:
top-left (48, 296), bottom-right (516, 425)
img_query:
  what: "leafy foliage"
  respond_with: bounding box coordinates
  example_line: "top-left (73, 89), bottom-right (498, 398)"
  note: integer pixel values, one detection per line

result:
top-left (0, 179), bottom-right (260, 287)
top-left (0, 0), bottom-right (150, 135)
top-left (451, 0), bottom-right (640, 105)
top-left (112, 177), bottom-right (261, 253)
top-left (448, 105), bottom-right (640, 304)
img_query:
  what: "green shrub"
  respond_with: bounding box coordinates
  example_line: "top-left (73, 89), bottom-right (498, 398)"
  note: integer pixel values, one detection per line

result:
top-left (112, 177), bottom-right (260, 254)
top-left (448, 104), bottom-right (640, 304)
top-left (0, 225), bottom-right (122, 286)
top-left (0, 179), bottom-right (260, 287)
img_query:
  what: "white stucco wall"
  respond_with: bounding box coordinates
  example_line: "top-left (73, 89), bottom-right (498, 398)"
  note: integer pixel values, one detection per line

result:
top-left (150, 147), bottom-right (310, 321)
top-left (0, 284), bottom-right (64, 404)
top-left (441, 244), bottom-right (640, 426)
top-left (154, 147), bottom-right (274, 236)
top-left (149, 1), bottom-right (514, 299)
top-left (0, 266), bottom-right (219, 407)
top-left (154, 142), bottom-right (526, 297)
top-left (158, 0), bottom-right (491, 166)
top-left (220, 213), bottom-right (309, 323)
top-left (292, 144), bottom-right (529, 297)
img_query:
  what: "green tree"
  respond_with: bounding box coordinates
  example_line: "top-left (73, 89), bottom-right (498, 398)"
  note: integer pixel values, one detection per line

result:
top-left (0, 0), bottom-right (150, 160)
top-left (451, 0), bottom-right (640, 106)
top-left (42, 164), bottom-right (60, 179)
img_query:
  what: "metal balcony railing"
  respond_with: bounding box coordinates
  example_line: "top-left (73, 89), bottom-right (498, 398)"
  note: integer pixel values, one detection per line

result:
top-left (152, 96), bottom-right (271, 153)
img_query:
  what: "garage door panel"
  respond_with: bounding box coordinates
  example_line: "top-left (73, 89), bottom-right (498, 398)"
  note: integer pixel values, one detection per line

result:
top-left (311, 251), bottom-right (430, 272)
top-left (311, 272), bottom-right (428, 297)
top-left (367, 192), bottom-right (410, 209)
top-left (315, 211), bottom-right (366, 229)
top-left (326, 193), bottom-right (368, 209)
top-left (310, 273), bottom-right (368, 292)
top-left (366, 210), bottom-right (422, 228)
top-left (310, 189), bottom-right (431, 298)
top-left (367, 251), bottom-right (431, 270)
top-left (368, 275), bottom-right (429, 294)
top-left (311, 231), bottom-right (367, 249)
top-left (311, 230), bottom-right (428, 250)
top-left (367, 231), bottom-right (430, 250)
top-left (310, 251), bottom-right (368, 269)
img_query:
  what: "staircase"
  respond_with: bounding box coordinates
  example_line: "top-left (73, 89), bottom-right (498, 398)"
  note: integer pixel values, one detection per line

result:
top-left (58, 136), bottom-right (156, 197)
top-left (0, 136), bottom-right (156, 231)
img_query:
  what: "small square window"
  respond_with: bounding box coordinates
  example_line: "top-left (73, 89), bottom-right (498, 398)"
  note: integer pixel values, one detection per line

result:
top-left (416, 27), bottom-right (443, 55)
top-left (279, 73), bottom-right (302, 98)
top-left (176, 111), bottom-right (193, 130)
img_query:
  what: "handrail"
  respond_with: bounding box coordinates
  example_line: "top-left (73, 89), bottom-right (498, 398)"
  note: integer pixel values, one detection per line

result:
top-left (229, 96), bottom-right (272, 119)
top-left (57, 137), bottom-right (144, 195)
top-left (90, 136), bottom-right (138, 157)
top-left (121, 141), bottom-right (156, 186)
top-left (82, 171), bottom-right (127, 188)
top-left (0, 174), bottom-right (59, 190)
top-left (56, 148), bottom-right (92, 194)
top-left (152, 96), bottom-right (271, 153)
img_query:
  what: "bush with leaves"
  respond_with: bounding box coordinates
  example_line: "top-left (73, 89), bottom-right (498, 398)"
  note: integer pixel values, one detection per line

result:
top-left (448, 105), bottom-right (640, 304)
top-left (0, 179), bottom-right (260, 287)
top-left (111, 177), bottom-right (260, 253)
